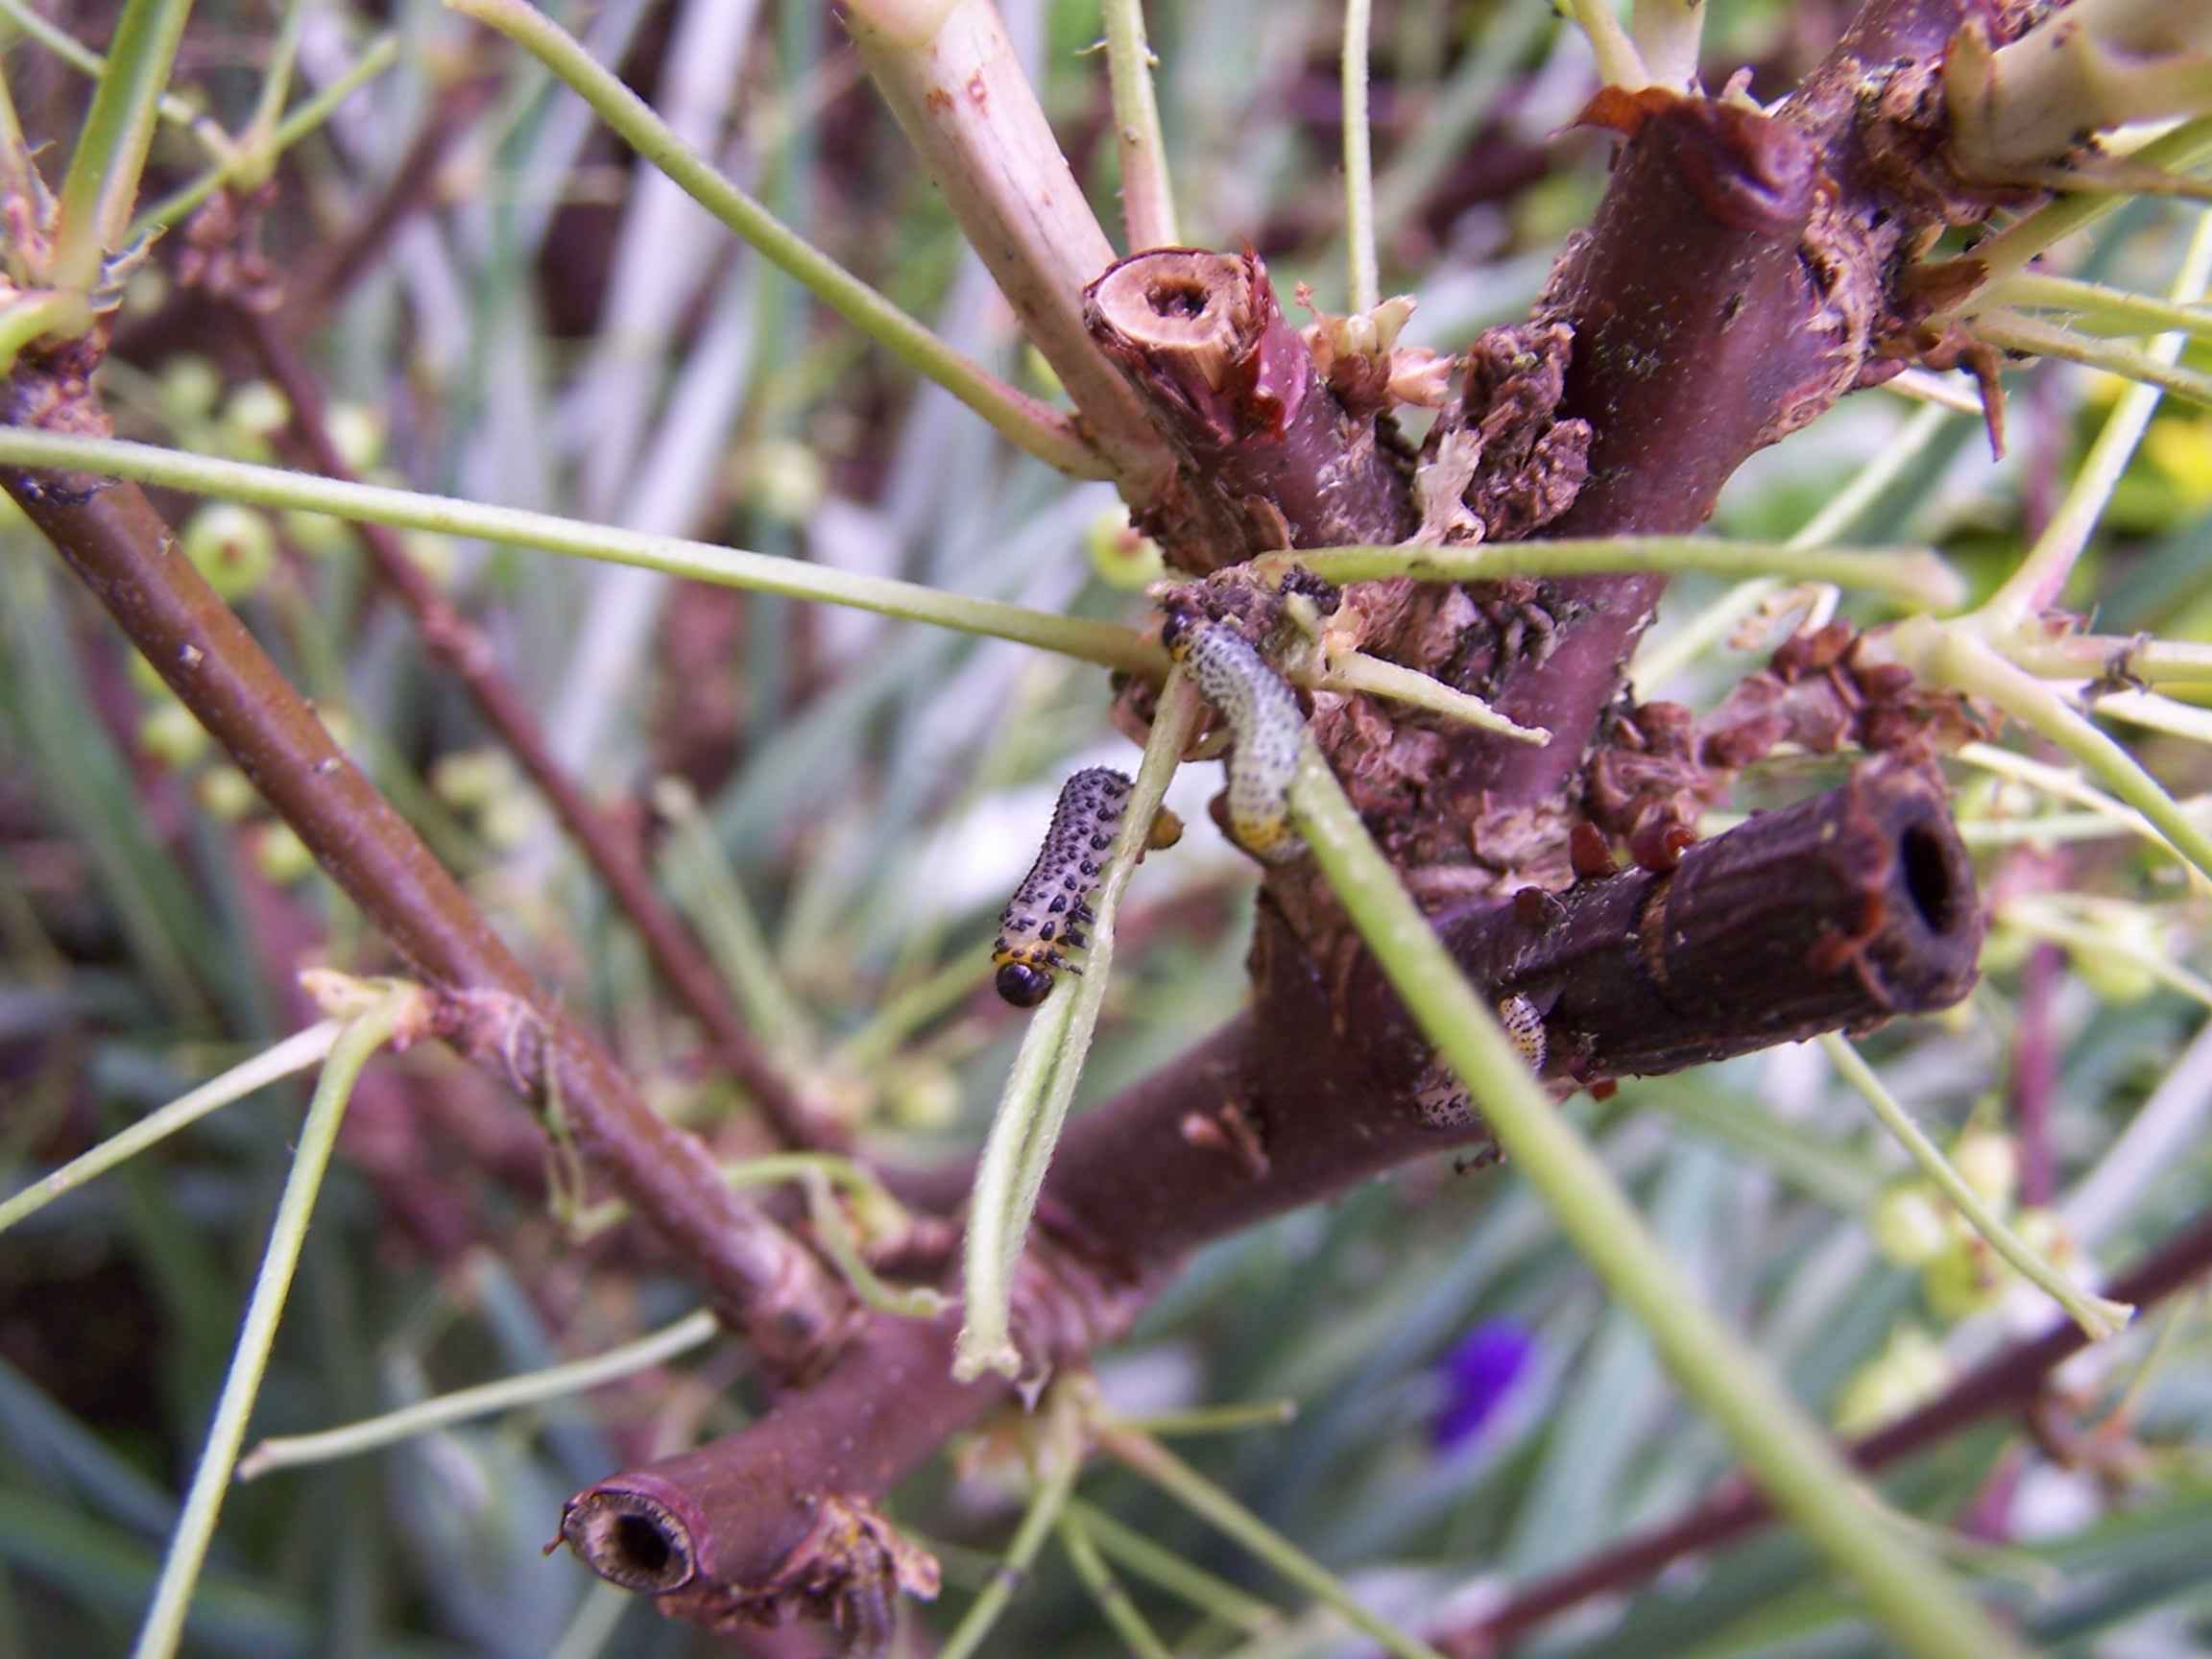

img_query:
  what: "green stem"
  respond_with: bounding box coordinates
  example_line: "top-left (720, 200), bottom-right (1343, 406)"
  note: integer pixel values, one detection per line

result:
top-left (568, 1151), bottom-right (899, 1239)
top-left (0, 0), bottom-right (225, 151)
top-left (234, 1310), bottom-right (719, 1480)
top-left (1911, 622), bottom-right (2212, 887)
top-left (1100, 0), bottom-right (1177, 249)
top-left (132, 34), bottom-right (400, 236)
top-left (235, 0), bottom-right (308, 181)
top-left (131, 988), bottom-right (417, 1659)
top-left (1320, 648), bottom-right (1549, 741)
top-left (445, 0), bottom-right (1104, 478)
top-left (1058, 1507), bottom-right (1173, 1659)
top-left (952, 969), bottom-right (1081, 1382)
top-left (653, 778), bottom-right (819, 1053)
top-left (1980, 210), bottom-right (2212, 620)
top-left (1284, 745), bottom-right (2029, 1659)
top-left (955, 679), bottom-right (1200, 1382)
top-left (1067, 1501), bottom-right (1283, 1636)
top-left (1101, 1426), bottom-right (1446, 1659)
top-left (50, 0), bottom-right (198, 292)
top-left (1629, 0), bottom-right (1704, 88)
top-left (0, 290), bottom-right (95, 375)
top-left (0, 430), bottom-right (1163, 674)
top-left (1105, 1399), bottom-right (1298, 1437)
top-left (1983, 271), bottom-right (2212, 338)
top-left (1820, 1034), bottom-right (2132, 1340)
top-left (1284, 536), bottom-right (1964, 610)
top-left (0, 1022), bottom-right (341, 1237)
top-left (1939, 116), bottom-right (2212, 295)
top-left (1971, 309), bottom-right (2212, 411)
top-left (800, 1169), bottom-right (948, 1319)
top-left (2001, 900), bottom-right (2212, 1010)
top-left (939, 1385), bottom-right (1086, 1659)
top-left (1563, 0), bottom-right (1649, 89)
top-left (1340, 0), bottom-right (1380, 313)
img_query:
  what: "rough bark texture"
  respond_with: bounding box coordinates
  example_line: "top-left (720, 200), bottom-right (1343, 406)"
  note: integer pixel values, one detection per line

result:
top-left (1085, 248), bottom-right (1419, 570)
top-left (551, 762), bottom-right (1981, 1628)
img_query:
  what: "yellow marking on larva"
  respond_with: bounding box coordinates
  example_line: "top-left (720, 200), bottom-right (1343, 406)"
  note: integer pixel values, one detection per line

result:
top-left (1498, 994), bottom-right (1547, 1073)
top-left (1163, 616), bottom-right (1306, 864)
top-left (992, 768), bottom-right (1178, 1008)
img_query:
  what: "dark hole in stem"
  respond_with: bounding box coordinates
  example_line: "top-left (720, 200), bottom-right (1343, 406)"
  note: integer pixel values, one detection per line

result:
top-left (1898, 821), bottom-right (1962, 934)
top-left (613, 1513), bottom-right (676, 1577)
top-left (1146, 277), bottom-right (1210, 319)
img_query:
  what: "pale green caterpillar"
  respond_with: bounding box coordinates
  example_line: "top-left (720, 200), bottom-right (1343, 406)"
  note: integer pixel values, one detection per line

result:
top-left (1162, 613), bottom-right (1306, 864)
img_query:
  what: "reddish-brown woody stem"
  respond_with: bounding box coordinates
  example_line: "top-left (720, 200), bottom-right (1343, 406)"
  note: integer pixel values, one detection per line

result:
top-left (1085, 248), bottom-right (1417, 570)
top-left (237, 309), bottom-right (849, 1156)
top-left (1, 349), bottom-right (843, 1372)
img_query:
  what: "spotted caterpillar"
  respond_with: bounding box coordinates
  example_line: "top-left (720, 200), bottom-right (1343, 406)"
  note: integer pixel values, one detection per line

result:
top-left (993, 767), bottom-right (1181, 1007)
top-left (1161, 613), bottom-right (1306, 864)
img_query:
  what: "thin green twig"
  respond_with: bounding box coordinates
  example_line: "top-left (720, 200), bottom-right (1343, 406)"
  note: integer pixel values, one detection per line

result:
top-left (445, 0), bottom-right (1105, 477)
top-left (0, 430), bottom-right (1163, 674)
top-left (0, 1022), bottom-right (342, 1237)
top-left (1284, 744), bottom-right (2029, 1659)
top-left (1100, 0), bottom-right (1177, 249)
top-left (1340, 0), bottom-right (1380, 313)
top-left (49, 0), bottom-right (198, 293)
top-left (955, 679), bottom-right (1200, 1381)
top-left (1283, 535), bottom-right (1964, 610)
top-left (1984, 271), bottom-right (2212, 338)
top-left (1068, 1500), bottom-right (1283, 1636)
top-left (234, 1310), bottom-right (719, 1480)
top-left (939, 1383), bottom-right (1086, 1659)
top-left (1820, 1034), bottom-right (2132, 1340)
top-left (1059, 1507), bottom-right (1173, 1659)
top-left (132, 987), bottom-right (421, 1659)
top-left (1941, 116), bottom-right (2212, 296)
top-left (1902, 620), bottom-right (2212, 888)
top-left (1101, 1425), bottom-right (1446, 1659)
top-left (1981, 209), bottom-right (2212, 620)
top-left (132, 34), bottom-right (401, 236)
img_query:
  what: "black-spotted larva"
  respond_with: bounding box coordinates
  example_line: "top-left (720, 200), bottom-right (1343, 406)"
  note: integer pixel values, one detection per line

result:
top-left (1498, 994), bottom-right (1547, 1073)
top-left (1161, 613), bottom-right (1306, 864)
top-left (992, 767), bottom-right (1181, 1007)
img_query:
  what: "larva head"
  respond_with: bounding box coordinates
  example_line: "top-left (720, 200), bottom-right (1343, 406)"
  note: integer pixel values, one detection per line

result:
top-left (1159, 608), bottom-right (1199, 661)
top-left (995, 961), bottom-right (1055, 1008)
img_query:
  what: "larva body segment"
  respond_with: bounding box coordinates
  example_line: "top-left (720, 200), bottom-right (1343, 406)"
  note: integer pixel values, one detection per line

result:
top-left (992, 767), bottom-right (1181, 1007)
top-left (1163, 615), bottom-right (1306, 864)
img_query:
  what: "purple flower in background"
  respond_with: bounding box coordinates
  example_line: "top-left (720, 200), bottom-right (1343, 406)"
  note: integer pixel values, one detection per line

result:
top-left (1431, 1320), bottom-right (1535, 1453)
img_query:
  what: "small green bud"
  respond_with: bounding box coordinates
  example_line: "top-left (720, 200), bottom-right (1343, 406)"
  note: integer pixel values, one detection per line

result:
top-left (1952, 1125), bottom-right (2018, 1213)
top-left (197, 766), bottom-right (256, 821)
top-left (1923, 1235), bottom-right (2005, 1322)
top-left (1086, 508), bottom-right (1165, 590)
top-left (885, 1060), bottom-right (961, 1130)
top-left (432, 749), bottom-right (512, 809)
top-left (252, 822), bottom-right (315, 884)
top-left (737, 441), bottom-right (826, 526)
top-left (1834, 1324), bottom-right (1950, 1436)
top-left (280, 509), bottom-right (351, 559)
top-left (159, 355), bottom-right (223, 423)
top-left (478, 794), bottom-right (541, 851)
top-left (138, 702), bottom-right (208, 769)
top-left (223, 380), bottom-right (291, 444)
top-left (2066, 908), bottom-right (2162, 1004)
top-left (326, 403), bottom-right (386, 471)
top-left (1869, 1181), bottom-right (1948, 1266)
top-left (180, 504), bottom-right (277, 600)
